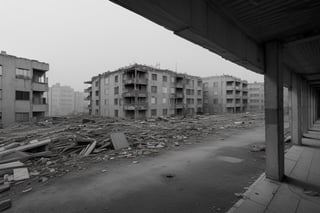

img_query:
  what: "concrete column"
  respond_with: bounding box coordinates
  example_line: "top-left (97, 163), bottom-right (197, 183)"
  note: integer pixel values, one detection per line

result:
top-left (265, 41), bottom-right (284, 181)
top-left (291, 73), bottom-right (302, 145)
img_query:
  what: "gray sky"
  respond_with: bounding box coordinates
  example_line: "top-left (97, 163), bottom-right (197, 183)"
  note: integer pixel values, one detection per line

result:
top-left (0, 0), bottom-right (263, 91)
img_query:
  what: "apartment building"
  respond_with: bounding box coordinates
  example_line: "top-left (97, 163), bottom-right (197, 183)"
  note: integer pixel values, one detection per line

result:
top-left (0, 51), bottom-right (49, 128)
top-left (48, 83), bottom-right (75, 116)
top-left (74, 91), bottom-right (89, 114)
top-left (85, 64), bottom-right (203, 119)
top-left (202, 75), bottom-right (248, 114)
top-left (248, 82), bottom-right (264, 112)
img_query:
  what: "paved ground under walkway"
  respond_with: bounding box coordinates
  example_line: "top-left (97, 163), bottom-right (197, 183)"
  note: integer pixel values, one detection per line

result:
top-left (228, 124), bottom-right (320, 213)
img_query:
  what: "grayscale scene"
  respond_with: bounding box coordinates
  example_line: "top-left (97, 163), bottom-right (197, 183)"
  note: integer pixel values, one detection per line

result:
top-left (0, 1), bottom-right (319, 213)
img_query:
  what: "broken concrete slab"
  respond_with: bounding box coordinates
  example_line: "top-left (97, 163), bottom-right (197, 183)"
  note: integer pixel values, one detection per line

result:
top-left (110, 132), bottom-right (129, 150)
top-left (0, 184), bottom-right (10, 193)
top-left (0, 139), bottom-right (51, 156)
top-left (13, 168), bottom-right (30, 181)
top-left (0, 199), bottom-right (11, 211)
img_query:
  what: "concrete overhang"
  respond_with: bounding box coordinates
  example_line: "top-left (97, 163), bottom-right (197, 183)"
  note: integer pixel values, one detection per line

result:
top-left (109, 0), bottom-right (320, 84)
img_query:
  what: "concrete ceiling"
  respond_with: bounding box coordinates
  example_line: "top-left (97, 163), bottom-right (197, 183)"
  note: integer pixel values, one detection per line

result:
top-left (109, 0), bottom-right (320, 86)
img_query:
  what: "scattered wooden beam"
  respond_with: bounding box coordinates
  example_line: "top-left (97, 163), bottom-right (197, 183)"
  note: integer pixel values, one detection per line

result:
top-left (83, 140), bottom-right (97, 156)
top-left (0, 161), bottom-right (24, 170)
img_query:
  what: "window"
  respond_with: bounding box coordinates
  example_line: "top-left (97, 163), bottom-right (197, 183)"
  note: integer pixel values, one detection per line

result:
top-left (213, 99), bottom-right (218, 104)
top-left (213, 82), bottom-right (218, 87)
top-left (0, 112), bottom-right (2, 123)
top-left (16, 68), bottom-right (31, 79)
top-left (197, 90), bottom-right (201, 96)
top-left (162, 87), bottom-right (167, 93)
top-left (0, 89), bottom-right (2, 99)
top-left (115, 110), bottom-right (119, 117)
top-left (151, 109), bottom-right (157, 116)
top-left (170, 87), bottom-right (175, 94)
top-left (197, 98), bottom-right (202, 104)
top-left (163, 109), bottom-right (168, 116)
top-left (15, 112), bottom-right (29, 122)
top-left (190, 89), bottom-right (195, 95)
top-left (186, 89), bottom-right (191, 95)
top-left (95, 91), bottom-right (99, 96)
top-left (104, 77), bottom-right (109, 85)
top-left (105, 99), bottom-right (109, 105)
top-left (114, 86), bottom-right (119, 95)
top-left (151, 97), bottom-right (157, 104)
top-left (96, 100), bottom-right (99, 106)
top-left (162, 75), bottom-right (167, 82)
top-left (95, 109), bottom-right (99, 115)
top-left (162, 97), bottom-right (167, 104)
top-left (227, 99), bottom-right (233, 103)
top-left (104, 88), bottom-right (109, 95)
top-left (203, 82), bottom-right (208, 89)
top-left (151, 86), bottom-right (157, 93)
top-left (152, 74), bottom-right (157, 81)
top-left (226, 90), bottom-right (233, 95)
top-left (197, 80), bottom-right (202, 87)
top-left (250, 94), bottom-right (259, 97)
top-left (16, 91), bottom-right (30, 100)
top-left (115, 75), bottom-right (118, 83)
top-left (0, 65), bottom-right (2, 75)
top-left (114, 98), bottom-right (118, 105)
top-left (95, 81), bottom-right (99, 87)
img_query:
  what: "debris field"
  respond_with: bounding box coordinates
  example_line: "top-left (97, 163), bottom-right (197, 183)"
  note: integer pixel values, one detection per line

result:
top-left (0, 113), bottom-right (264, 210)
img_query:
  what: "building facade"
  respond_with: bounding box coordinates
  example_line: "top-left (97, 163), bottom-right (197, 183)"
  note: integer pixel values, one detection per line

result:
top-left (74, 91), bottom-right (89, 114)
top-left (0, 52), bottom-right (49, 128)
top-left (248, 82), bottom-right (264, 112)
top-left (48, 84), bottom-right (88, 116)
top-left (202, 75), bottom-right (248, 114)
top-left (85, 64), bottom-right (203, 119)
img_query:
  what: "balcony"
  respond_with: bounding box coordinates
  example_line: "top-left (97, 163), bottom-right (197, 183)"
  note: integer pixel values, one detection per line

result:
top-left (175, 93), bottom-right (184, 98)
top-left (32, 82), bottom-right (48, 92)
top-left (226, 86), bottom-right (234, 90)
top-left (84, 95), bottom-right (91, 101)
top-left (84, 87), bottom-right (92, 93)
top-left (175, 82), bottom-right (184, 88)
top-left (123, 90), bottom-right (147, 97)
top-left (226, 103), bottom-right (234, 108)
top-left (175, 103), bottom-right (184, 108)
top-left (32, 104), bottom-right (48, 112)
top-left (123, 78), bottom-right (147, 85)
top-left (123, 103), bottom-right (148, 110)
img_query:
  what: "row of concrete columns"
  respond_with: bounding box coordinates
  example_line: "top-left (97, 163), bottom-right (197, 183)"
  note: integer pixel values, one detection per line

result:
top-left (264, 41), bottom-right (319, 181)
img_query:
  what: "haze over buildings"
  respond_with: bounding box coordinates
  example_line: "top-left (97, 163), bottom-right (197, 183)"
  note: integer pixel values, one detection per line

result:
top-left (0, 0), bottom-right (263, 92)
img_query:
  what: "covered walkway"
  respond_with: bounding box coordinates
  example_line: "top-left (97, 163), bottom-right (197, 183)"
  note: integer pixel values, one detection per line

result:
top-left (228, 122), bottom-right (320, 213)
top-left (109, 0), bottom-right (320, 212)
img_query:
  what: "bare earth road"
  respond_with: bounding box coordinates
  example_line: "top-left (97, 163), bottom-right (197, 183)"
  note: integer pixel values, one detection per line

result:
top-left (7, 126), bottom-right (265, 213)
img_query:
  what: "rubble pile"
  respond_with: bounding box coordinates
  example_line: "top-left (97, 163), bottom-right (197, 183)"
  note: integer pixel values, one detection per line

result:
top-left (0, 113), bottom-right (263, 204)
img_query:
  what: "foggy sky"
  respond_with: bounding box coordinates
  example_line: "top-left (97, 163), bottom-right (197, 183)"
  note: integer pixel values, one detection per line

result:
top-left (0, 0), bottom-right (263, 91)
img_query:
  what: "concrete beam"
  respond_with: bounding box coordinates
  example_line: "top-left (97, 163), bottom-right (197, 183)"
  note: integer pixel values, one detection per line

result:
top-left (109, 0), bottom-right (264, 74)
top-left (265, 41), bottom-right (284, 181)
top-left (291, 73), bottom-right (302, 145)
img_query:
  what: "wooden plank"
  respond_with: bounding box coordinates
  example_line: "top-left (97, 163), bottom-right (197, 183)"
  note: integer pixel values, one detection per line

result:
top-left (0, 139), bottom-right (51, 156)
top-left (0, 161), bottom-right (24, 170)
top-left (83, 141), bottom-right (97, 156)
top-left (13, 168), bottom-right (30, 181)
top-left (110, 132), bottom-right (129, 150)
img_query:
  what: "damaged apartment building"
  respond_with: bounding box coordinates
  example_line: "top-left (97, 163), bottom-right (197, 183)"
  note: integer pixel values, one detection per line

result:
top-left (85, 64), bottom-right (203, 119)
top-left (0, 51), bottom-right (49, 128)
top-left (202, 75), bottom-right (248, 114)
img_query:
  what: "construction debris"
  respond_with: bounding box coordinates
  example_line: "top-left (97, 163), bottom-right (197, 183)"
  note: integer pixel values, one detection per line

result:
top-left (0, 112), bottom-right (264, 202)
top-left (0, 199), bottom-right (11, 211)
top-left (110, 132), bottom-right (129, 150)
top-left (13, 168), bottom-right (30, 181)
